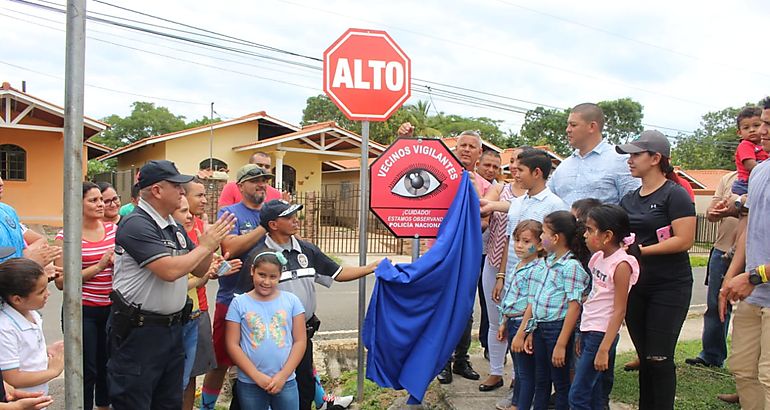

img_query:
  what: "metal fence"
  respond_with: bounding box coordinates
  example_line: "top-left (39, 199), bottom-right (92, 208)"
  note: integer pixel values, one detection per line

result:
top-left (692, 213), bottom-right (719, 254)
top-left (92, 169), bottom-right (136, 204)
top-left (85, 176), bottom-right (718, 256)
top-left (295, 186), bottom-right (405, 255)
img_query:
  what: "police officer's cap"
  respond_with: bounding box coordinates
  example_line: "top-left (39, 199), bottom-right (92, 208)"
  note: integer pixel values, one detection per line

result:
top-left (260, 200), bottom-right (304, 229)
top-left (137, 160), bottom-right (194, 189)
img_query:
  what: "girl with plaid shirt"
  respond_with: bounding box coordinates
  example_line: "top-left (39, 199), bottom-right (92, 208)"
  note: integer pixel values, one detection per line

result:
top-left (495, 219), bottom-right (545, 410)
top-left (518, 211), bottom-right (591, 410)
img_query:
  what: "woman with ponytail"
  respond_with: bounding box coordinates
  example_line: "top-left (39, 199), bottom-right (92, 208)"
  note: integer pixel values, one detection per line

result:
top-left (616, 130), bottom-right (696, 410)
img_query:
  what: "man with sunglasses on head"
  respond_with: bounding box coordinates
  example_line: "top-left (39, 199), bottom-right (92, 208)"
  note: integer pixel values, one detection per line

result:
top-left (201, 164), bottom-right (275, 409)
top-left (218, 152), bottom-right (283, 209)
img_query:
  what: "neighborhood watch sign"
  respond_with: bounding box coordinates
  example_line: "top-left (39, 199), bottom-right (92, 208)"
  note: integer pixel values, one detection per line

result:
top-left (369, 138), bottom-right (463, 238)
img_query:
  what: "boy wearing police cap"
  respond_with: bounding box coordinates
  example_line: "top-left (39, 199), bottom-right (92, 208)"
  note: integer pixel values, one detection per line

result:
top-left (237, 199), bottom-right (379, 410)
top-left (200, 164), bottom-right (273, 409)
top-left (108, 160), bottom-right (235, 410)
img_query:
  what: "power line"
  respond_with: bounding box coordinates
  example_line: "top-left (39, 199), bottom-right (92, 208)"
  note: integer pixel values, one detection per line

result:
top-left (270, 0), bottom-right (718, 110)
top-left (15, 0), bottom-right (717, 113)
top-left (0, 11), bottom-right (322, 92)
top-left (5, 0), bottom-right (702, 135)
top-left (4, 1), bottom-right (535, 116)
top-left (0, 59), bottom-right (209, 105)
top-left (0, 5), bottom-right (320, 79)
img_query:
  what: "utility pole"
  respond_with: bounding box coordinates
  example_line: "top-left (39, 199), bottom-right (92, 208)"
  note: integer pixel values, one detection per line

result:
top-left (63, 0), bottom-right (86, 408)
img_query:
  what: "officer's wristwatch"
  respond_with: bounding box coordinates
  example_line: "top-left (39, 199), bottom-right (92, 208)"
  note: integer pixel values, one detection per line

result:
top-left (749, 268), bottom-right (764, 285)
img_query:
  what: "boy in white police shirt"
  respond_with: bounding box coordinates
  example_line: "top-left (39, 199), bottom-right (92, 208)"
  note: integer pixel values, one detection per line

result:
top-left (240, 199), bottom-right (379, 410)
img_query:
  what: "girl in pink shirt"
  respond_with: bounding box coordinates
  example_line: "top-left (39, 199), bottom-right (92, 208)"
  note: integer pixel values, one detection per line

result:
top-left (569, 205), bottom-right (640, 410)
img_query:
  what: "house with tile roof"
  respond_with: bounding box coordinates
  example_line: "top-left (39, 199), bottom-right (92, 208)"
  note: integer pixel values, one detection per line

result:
top-left (674, 168), bottom-right (732, 214)
top-left (1, 81), bottom-right (109, 225)
top-left (98, 115), bottom-right (385, 197)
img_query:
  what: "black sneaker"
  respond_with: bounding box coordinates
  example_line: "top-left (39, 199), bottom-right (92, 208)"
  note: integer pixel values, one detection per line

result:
top-left (685, 357), bottom-right (719, 367)
top-left (437, 363), bottom-right (452, 384)
top-left (452, 361), bottom-right (480, 380)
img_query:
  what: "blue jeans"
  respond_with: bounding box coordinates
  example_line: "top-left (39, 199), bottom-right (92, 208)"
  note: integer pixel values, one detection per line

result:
top-left (698, 248), bottom-right (732, 366)
top-left (237, 379), bottom-right (299, 410)
top-left (506, 317), bottom-right (536, 410)
top-left (533, 320), bottom-right (572, 410)
top-left (83, 305), bottom-right (111, 409)
top-left (732, 179), bottom-right (748, 196)
top-left (181, 315), bottom-right (200, 390)
top-left (569, 331), bottom-right (618, 410)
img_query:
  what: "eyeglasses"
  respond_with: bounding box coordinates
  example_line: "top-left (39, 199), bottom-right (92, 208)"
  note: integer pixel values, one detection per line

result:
top-left (104, 196), bottom-right (121, 206)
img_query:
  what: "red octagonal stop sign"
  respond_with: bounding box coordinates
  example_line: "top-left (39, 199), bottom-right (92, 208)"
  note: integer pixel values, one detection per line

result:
top-left (323, 28), bottom-right (411, 121)
top-left (370, 138), bottom-right (463, 238)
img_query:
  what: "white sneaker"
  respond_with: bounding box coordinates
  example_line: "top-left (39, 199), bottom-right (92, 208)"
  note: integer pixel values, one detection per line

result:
top-left (495, 387), bottom-right (514, 410)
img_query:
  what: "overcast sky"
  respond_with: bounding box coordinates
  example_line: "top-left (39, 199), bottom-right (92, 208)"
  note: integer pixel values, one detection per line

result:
top-left (2, 0), bottom-right (769, 139)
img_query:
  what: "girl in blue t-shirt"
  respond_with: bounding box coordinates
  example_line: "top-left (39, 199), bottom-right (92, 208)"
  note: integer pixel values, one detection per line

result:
top-left (225, 252), bottom-right (307, 410)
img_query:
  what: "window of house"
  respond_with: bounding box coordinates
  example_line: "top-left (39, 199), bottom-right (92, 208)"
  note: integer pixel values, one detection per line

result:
top-left (199, 158), bottom-right (228, 172)
top-left (0, 144), bottom-right (26, 181)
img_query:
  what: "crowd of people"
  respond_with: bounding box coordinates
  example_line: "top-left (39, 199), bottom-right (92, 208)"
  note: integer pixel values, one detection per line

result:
top-left (0, 152), bottom-right (376, 409)
top-left (399, 100), bottom-right (769, 410)
top-left (0, 98), bottom-right (768, 410)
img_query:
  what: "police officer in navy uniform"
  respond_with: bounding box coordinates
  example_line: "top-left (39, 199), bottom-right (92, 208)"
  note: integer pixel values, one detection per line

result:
top-left (107, 160), bottom-right (235, 410)
top-left (238, 199), bottom-right (379, 410)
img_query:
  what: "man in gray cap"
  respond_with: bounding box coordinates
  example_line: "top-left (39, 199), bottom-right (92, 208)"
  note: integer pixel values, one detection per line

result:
top-left (108, 160), bottom-right (235, 409)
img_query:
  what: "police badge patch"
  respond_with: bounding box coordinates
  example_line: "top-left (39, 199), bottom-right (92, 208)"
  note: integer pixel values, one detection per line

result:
top-left (175, 231), bottom-right (187, 248)
top-left (297, 253), bottom-right (309, 268)
top-left (4, 215), bottom-right (17, 229)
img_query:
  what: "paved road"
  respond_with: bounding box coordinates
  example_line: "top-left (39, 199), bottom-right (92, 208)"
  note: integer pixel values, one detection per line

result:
top-left (41, 260), bottom-right (709, 345)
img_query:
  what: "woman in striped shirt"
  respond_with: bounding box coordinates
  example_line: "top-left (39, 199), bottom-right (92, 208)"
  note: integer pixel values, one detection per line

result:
top-left (54, 181), bottom-right (115, 410)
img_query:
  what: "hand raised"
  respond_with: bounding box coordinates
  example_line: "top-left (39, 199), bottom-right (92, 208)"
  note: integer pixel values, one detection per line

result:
top-left (23, 243), bottom-right (62, 267)
top-left (397, 122), bottom-right (414, 137)
top-left (199, 212), bottom-right (236, 252)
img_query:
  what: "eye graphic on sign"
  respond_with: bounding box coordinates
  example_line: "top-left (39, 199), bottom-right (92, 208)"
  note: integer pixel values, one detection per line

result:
top-left (390, 166), bottom-right (446, 198)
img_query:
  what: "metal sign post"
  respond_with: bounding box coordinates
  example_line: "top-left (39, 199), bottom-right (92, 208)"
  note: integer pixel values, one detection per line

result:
top-left (323, 28), bottom-right (411, 403)
top-left (355, 120), bottom-right (369, 401)
top-left (63, 0), bottom-right (86, 408)
top-left (411, 235), bottom-right (420, 263)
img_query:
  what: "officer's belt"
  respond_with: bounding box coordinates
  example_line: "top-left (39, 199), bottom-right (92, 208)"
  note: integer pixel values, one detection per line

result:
top-left (279, 267), bottom-right (315, 283)
top-left (133, 309), bottom-right (186, 327)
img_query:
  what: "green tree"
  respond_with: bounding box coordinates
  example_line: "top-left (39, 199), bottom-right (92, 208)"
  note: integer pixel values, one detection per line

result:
top-left (86, 158), bottom-right (115, 179)
top-left (671, 106), bottom-right (742, 170)
top-left (300, 95), bottom-right (513, 146)
top-left (598, 98), bottom-right (644, 144)
top-left (517, 106), bottom-right (571, 156)
top-left (517, 98), bottom-right (645, 156)
top-left (425, 114), bottom-right (509, 147)
top-left (93, 101), bottom-right (188, 148)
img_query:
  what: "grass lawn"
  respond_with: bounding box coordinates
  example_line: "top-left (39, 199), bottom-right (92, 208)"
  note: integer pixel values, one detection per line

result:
top-left (689, 254), bottom-right (709, 267)
top-left (611, 340), bottom-right (739, 409)
top-left (331, 370), bottom-right (446, 410)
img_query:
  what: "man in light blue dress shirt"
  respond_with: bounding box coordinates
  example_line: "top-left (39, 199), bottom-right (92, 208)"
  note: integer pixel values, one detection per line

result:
top-left (548, 103), bottom-right (640, 206)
